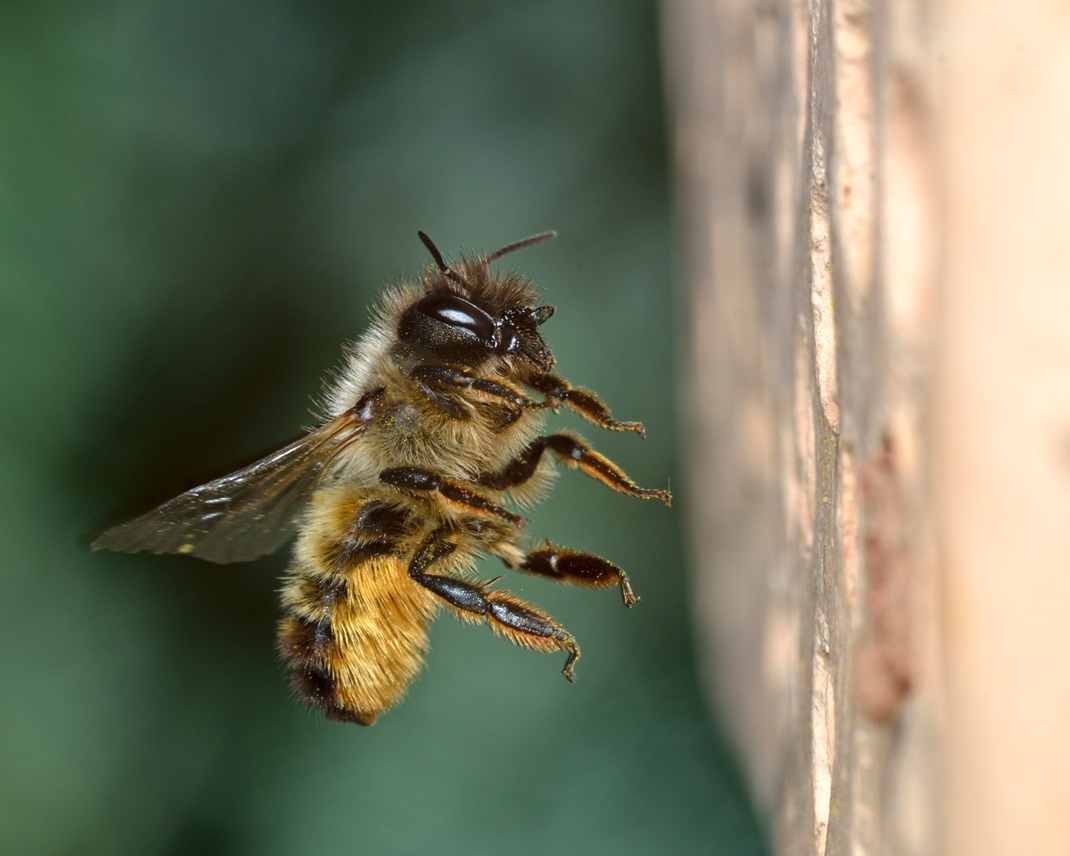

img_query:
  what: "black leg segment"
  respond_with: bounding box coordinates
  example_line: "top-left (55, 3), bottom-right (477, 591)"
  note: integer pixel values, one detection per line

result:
top-left (411, 364), bottom-right (546, 410)
top-left (406, 529), bottom-right (581, 680)
top-left (380, 467), bottom-right (526, 525)
top-left (522, 545), bottom-right (640, 606)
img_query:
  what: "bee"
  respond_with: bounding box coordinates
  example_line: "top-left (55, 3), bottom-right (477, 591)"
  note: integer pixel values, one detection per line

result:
top-left (94, 231), bottom-right (671, 725)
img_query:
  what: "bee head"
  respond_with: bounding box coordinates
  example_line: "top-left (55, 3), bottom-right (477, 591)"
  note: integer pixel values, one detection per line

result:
top-left (397, 292), bottom-right (555, 371)
top-left (397, 231), bottom-right (559, 371)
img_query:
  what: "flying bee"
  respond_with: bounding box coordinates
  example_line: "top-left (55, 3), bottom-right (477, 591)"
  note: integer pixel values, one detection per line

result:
top-left (94, 231), bottom-right (671, 725)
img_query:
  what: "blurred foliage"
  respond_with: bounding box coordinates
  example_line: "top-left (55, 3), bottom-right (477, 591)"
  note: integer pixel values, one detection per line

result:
top-left (0, 1), bottom-right (765, 854)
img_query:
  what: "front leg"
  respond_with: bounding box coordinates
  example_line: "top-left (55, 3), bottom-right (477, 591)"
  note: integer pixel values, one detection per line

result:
top-left (410, 364), bottom-right (547, 425)
top-left (407, 529), bottom-right (581, 680)
top-left (477, 432), bottom-right (672, 504)
top-left (527, 371), bottom-right (646, 436)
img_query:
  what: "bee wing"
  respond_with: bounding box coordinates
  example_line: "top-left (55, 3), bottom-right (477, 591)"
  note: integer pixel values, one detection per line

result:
top-left (92, 410), bottom-right (366, 564)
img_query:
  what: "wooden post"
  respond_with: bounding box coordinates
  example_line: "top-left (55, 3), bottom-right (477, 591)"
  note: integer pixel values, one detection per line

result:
top-left (664, 0), bottom-right (1070, 852)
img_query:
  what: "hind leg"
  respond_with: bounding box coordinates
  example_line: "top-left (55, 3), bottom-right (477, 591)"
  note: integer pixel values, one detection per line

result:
top-left (406, 528), bottom-right (581, 680)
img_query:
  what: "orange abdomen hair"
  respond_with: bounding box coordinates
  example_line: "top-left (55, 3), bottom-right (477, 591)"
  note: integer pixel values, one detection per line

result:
top-left (277, 492), bottom-right (438, 725)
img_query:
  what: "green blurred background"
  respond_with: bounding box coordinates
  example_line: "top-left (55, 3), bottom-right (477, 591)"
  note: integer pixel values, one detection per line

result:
top-left (0, 2), bottom-right (765, 854)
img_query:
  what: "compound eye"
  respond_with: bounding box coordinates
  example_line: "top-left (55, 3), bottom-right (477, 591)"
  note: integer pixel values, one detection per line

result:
top-left (415, 294), bottom-right (495, 342)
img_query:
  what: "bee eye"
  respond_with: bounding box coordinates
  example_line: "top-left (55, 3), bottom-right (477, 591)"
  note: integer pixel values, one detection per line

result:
top-left (398, 294), bottom-right (499, 363)
top-left (414, 294), bottom-right (496, 341)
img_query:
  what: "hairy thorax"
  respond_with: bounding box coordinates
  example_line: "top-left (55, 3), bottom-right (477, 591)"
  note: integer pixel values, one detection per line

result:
top-left (330, 341), bottom-right (548, 496)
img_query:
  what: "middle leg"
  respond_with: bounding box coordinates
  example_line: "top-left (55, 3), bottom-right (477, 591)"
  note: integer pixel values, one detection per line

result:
top-left (477, 432), bottom-right (671, 504)
top-left (520, 545), bottom-right (640, 607)
top-left (460, 514), bottom-right (642, 608)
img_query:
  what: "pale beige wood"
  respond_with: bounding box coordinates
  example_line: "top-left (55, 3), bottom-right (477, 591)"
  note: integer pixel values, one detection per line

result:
top-left (936, 2), bottom-right (1070, 854)
top-left (663, 0), bottom-right (943, 852)
top-left (668, 0), bottom-right (1070, 852)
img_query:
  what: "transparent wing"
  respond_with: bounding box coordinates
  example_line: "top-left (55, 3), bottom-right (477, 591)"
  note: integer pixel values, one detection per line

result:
top-left (92, 410), bottom-right (366, 564)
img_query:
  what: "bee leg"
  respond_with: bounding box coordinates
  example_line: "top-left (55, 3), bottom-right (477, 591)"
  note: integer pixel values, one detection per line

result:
top-left (408, 529), bottom-right (581, 681)
top-left (478, 432), bottom-right (672, 504)
top-left (410, 364), bottom-right (547, 417)
top-left (527, 371), bottom-right (646, 436)
top-left (379, 467), bottom-right (527, 525)
top-left (518, 545), bottom-right (640, 607)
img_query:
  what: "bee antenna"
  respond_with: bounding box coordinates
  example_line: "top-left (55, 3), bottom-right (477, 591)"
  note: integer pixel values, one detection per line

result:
top-left (485, 231), bottom-right (557, 263)
top-left (417, 231), bottom-right (467, 286)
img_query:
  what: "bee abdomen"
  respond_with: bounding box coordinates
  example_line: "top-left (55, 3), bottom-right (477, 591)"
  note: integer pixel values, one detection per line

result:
top-left (277, 495), bottom-right (437, 725)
